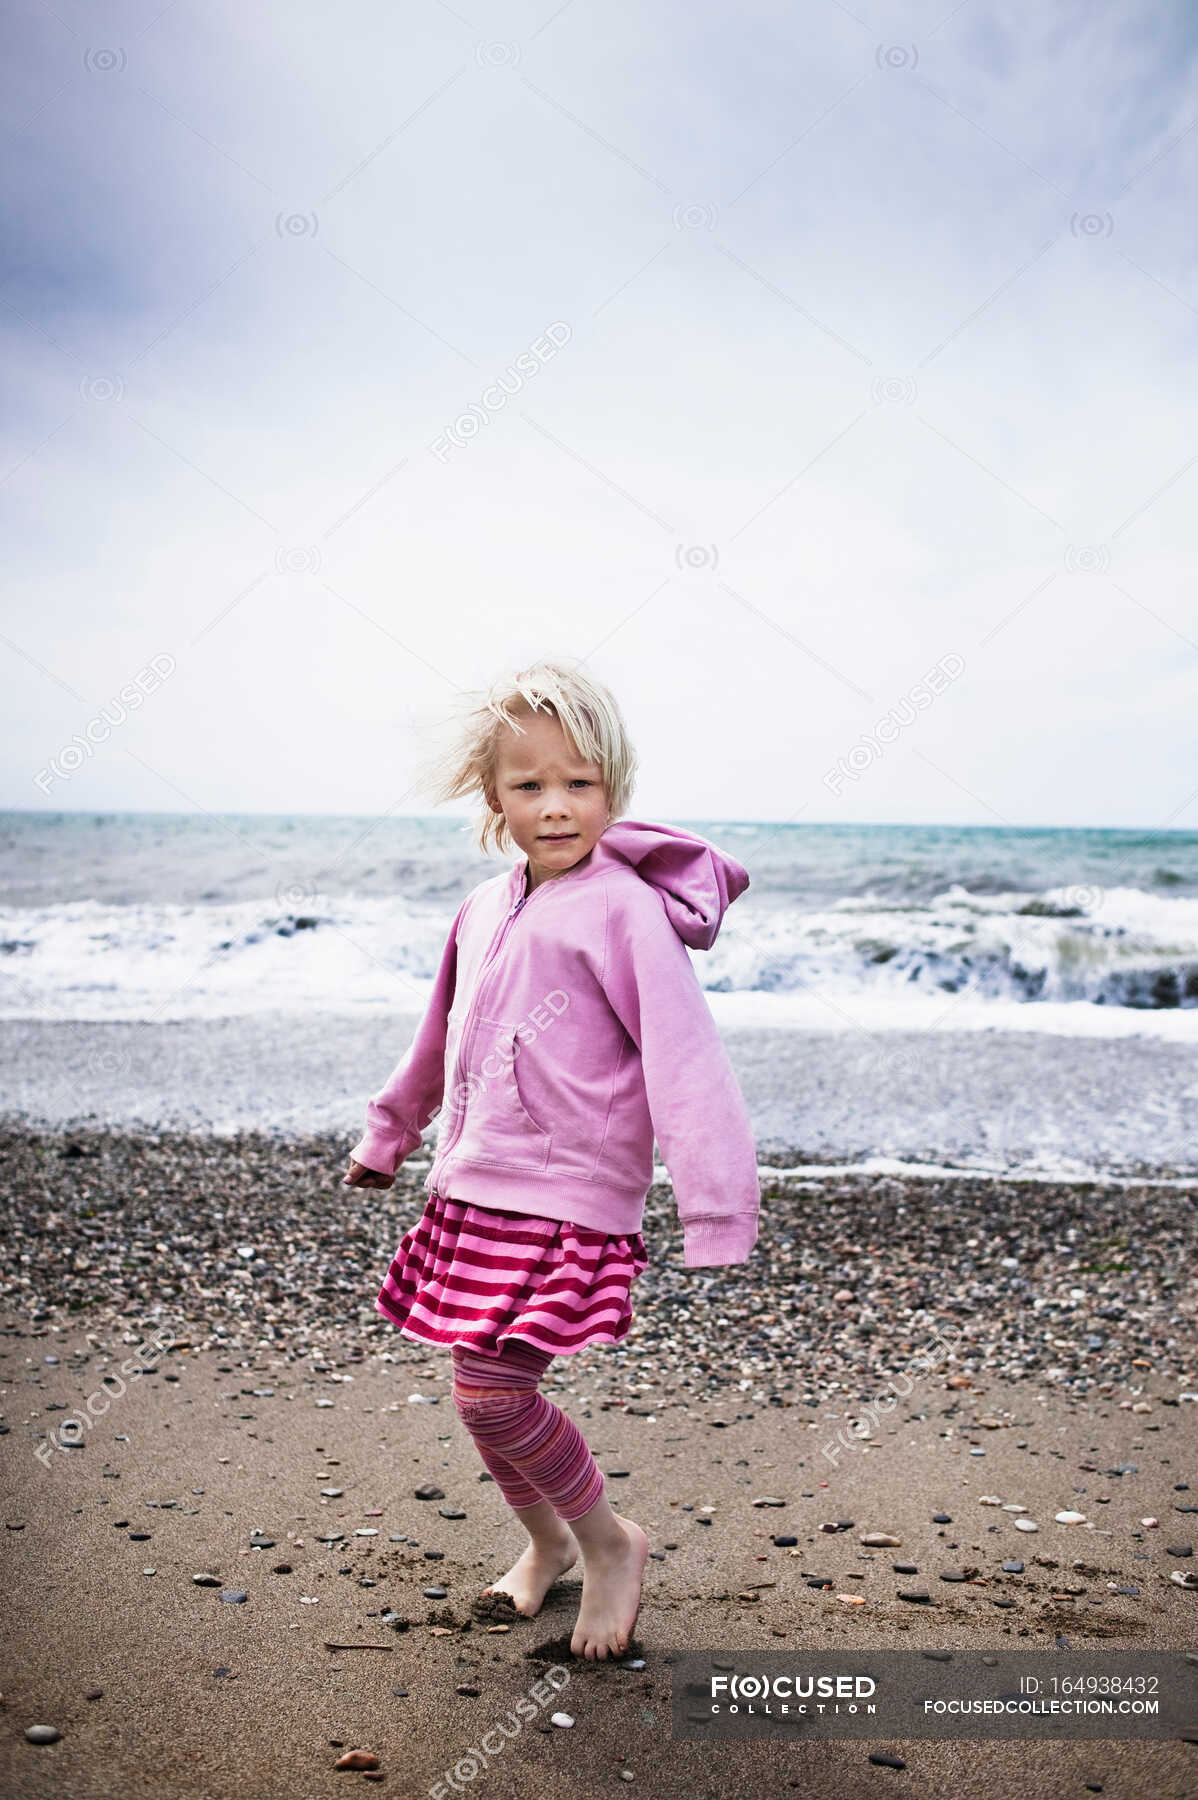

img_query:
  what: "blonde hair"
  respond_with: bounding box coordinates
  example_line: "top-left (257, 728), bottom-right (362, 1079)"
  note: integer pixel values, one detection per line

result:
top-left (421, 659), bottom-right (638, 856)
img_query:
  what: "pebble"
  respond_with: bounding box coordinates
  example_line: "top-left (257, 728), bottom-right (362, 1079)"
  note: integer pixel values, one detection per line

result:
top-left (192, 1573), bottom-right (221, 1586)
top-left (1002, 1560), bottom-right (1024, 1574)
top-left (1055, 1511), bottom-right (1086, 1524)
top-left (860, 1532), bottom-right (901, 1547)
top-left (438, 1506), bottom-right (467, 1519)
top-left (1014, 1518), bottom-right (1039, 1532)
top-left (219, 1590), bottom-right (248, 1604)
top-left (320, 1487), bottom-right (342, 1498)
top-left (897, 1589), bottom-right (931, 1603)
top-left (24, 1726), bottom-right (61, 1745)
top-left (550, 1712), bottom-right (574, 1727)
top-left (422, 1586), bottom-right (447, 1599)
top-left (333, 1751), bottom-right (379, 1770)
top-left (1166, 1545), bottom-right (1193, 1557)
top-left (870, 1753), bottom-right (907, 1769)
top-left (893, 1562), bottom-right (919, 1574)
top-left (932, 1513), bottom-right (952, 1524)
top-left (414, 1485), bottom-right (444, 1500)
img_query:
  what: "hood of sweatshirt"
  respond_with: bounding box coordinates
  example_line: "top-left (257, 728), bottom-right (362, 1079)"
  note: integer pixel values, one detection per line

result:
top-left (569, 818), bottom-right (750, 950)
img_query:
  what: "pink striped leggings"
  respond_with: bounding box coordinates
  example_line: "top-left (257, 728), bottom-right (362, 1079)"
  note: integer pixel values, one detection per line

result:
top-left (450, 1338), bottom-right (606, 1523)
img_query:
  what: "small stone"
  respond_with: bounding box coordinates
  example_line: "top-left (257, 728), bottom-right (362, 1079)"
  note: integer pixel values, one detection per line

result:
top-left (456, 1684), bottom-right (480, 1696)
top-left (192, 1573), bottom-right (221, 1586)
top-left (25, 1725), bottom-right (61, 1744)
top-left (550, 1712), bottom-right (574, 1727)
top-left (220, 1590), bottom-right (248, 1603)
top-left (978, 1495), bottom-right (1004, 1506)
top-left (1002, 1560), bottom-right (1024, 1574)
top-left (142, 1567), bottom-right (156, 1576)
top-left (414, 1484), bottom-right (445, 1500)
top-left (1141, 1517), bottom-right (1158, 1528)
top-left (932, 1513), bottom-right (952, 1524)
top-left (320, 1487), bottom-right (343, 1498)
top-left (1170, 1570), bottom-right (1198, 1589)
top-left (860, 1532), bottom-right (901, 1547)
top-left (751, 1496), bottom-right (787, 1507)
top-left (1166, 1545), bottom-right (1193, 1557)
top-left (870, 1753), bottom-right (907, 1769)
top-left (333, 1751), bottom-right (379, 1770)
top-left (438, 1506), bottom-right (466, 1519)
top-left (422, 1586), bottom-right (447, 1599)
top-left (772, 1535), bottom-right (798, 1547)
top-left (1055, 1511), bottom-right (1086, 1525)
top-left (897, 1588), bottom-right (931, 1602)
top-left (86, 1690), bottom-right (103, 1701)
top-left (939, 1570), bottom-right (967, 1583)
top-left (1014, 1518), bottom-right (1039, 1532)
top-left (893, 1562), bottom-right (919, 1574)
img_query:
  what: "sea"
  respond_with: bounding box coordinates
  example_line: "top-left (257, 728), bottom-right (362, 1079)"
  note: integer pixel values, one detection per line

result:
top-left (3, 810), bottom-right (1198, 1042)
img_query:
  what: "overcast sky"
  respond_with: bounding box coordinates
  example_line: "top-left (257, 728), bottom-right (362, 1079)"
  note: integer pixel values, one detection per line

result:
top-left (3, 0), bottom-right (1196, 831)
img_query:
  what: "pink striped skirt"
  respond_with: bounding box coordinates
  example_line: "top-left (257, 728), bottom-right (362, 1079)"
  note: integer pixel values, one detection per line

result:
top-left (376, 1188), bottom-right (648, 1358)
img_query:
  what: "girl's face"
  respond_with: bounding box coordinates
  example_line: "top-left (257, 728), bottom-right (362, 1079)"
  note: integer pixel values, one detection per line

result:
top-left (489, 710), bottom-right (609, 887)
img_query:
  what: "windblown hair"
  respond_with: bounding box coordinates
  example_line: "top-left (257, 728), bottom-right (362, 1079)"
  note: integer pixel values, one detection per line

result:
top-left (422, 659), bottom-right (638, 856)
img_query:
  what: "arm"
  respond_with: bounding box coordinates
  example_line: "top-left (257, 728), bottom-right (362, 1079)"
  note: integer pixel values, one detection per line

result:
top-left (347, 895), bottom-right (470, 1178)
top-left (599, 891), bottom-right (760, 1268)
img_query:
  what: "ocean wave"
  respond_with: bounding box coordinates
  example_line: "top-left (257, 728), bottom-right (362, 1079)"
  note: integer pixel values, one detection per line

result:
top-left (2, 882), bottom-right (1197, 1023)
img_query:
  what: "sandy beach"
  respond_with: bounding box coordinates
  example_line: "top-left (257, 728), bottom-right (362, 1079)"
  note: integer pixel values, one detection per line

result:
top-left (2, 1123), bottom-right (1196, 1799)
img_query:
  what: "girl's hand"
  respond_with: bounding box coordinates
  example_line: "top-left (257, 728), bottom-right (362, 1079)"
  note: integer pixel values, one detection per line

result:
top-left (343, 1159), bottom-right (395, 1189)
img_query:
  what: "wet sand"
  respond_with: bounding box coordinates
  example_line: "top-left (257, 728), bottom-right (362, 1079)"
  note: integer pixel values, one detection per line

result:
top-left (1, 1126), bottom-right (1196, 1798)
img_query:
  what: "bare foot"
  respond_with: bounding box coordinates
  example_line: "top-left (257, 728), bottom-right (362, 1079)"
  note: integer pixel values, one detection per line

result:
top-left (477, 1530), bottom-right (578, 1618)
top-left (570, 1515), bottom-right (649, 1660)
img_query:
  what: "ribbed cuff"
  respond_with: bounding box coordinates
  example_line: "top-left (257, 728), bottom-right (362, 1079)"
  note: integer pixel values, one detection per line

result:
top-left (681, 1212), bottom-right (758, 1268)
top-left (349, 1129), bottom-right (417, 1178)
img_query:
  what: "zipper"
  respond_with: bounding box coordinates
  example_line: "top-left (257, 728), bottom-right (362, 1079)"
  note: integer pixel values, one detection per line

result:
top-left (435, 862), bottom-right (563, 1166)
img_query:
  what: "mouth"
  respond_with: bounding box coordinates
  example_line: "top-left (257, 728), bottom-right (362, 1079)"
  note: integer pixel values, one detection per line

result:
top-left (538, 833), bottom-right (578, 843)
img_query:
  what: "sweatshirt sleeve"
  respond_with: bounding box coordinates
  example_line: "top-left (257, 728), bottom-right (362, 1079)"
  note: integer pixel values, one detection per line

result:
top-left (348, 896), bottom-right (470, 1178)
top-left (599, 889), bottom-right (760, 1268)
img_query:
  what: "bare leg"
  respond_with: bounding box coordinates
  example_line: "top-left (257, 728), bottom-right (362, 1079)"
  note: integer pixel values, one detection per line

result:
top-left (566, 1491), bottom-right (649, 1661)
top-left (478, 1496), bottom-right (579, 1617)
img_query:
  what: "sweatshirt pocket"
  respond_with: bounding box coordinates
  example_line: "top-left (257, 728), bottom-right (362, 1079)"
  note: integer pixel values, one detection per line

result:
top-left (455, 1017), bottom-right (553, 1171)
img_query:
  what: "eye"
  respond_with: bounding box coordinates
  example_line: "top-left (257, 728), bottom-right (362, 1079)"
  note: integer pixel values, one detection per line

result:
top-left (570, 780), bottom-right (592, 788)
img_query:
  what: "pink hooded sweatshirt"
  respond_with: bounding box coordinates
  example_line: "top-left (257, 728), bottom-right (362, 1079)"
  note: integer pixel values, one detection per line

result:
top-left (349, 819), bottom-right (760, 1268)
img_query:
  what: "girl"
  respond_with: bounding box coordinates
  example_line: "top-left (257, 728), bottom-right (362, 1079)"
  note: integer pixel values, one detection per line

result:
top-left (343, 659), bottom-right (759, 1661)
